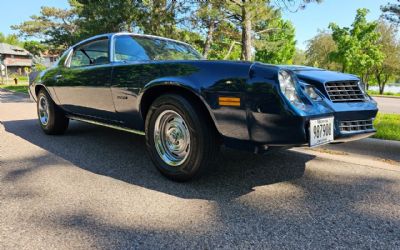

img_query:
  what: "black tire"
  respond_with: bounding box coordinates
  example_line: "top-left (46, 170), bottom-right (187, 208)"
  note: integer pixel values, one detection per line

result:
top-left (145, 94), bottom-right (219, 181)
top-left (37, 89), bottom-right (69, 135)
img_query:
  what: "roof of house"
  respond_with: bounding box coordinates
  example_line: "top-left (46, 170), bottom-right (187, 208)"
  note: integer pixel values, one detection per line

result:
top-left (0, 43), bottom-right (31, 56)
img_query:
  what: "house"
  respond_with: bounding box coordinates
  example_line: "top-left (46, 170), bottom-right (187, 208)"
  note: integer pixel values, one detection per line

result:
top-left (40, 53), bottom-right (59, 68)
top-left (0, 43), bottom-right (32, 75)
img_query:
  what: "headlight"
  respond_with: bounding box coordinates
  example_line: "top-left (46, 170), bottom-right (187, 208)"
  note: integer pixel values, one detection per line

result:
top-left (278, 70), bottom-right (304, 108)
top-left (304, 85), bottom-right (322, 101)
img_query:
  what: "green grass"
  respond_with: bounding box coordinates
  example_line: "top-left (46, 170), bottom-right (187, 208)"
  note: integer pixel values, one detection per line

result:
top-left (0, 83), bottom-right (29, 94)
top-left (367, 90), bottom-right (400, 97)
top-left (373, 113), bottom-right (400, 141)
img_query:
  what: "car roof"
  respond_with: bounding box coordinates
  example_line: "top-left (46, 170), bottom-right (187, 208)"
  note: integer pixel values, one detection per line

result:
top-left (73, 32), bottom-right (192, 48)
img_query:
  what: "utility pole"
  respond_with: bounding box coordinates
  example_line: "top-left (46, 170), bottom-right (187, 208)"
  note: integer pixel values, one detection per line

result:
top-left (0, 55), bottom-right (3, 84)
top-left (5, 64), bottom-right (8, 84)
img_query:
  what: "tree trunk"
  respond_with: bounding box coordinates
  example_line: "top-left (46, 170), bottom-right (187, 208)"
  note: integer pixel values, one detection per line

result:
top-left (363, 73), bottom-right (370, 91)
top-left (203, 21), bottom-right (216, 58)
top-left (241, 5), bottom-right (252, 61)
top-left (381, 75), bottom-right (389, 94)
top-left (376, 73), bottom-right (383, 94)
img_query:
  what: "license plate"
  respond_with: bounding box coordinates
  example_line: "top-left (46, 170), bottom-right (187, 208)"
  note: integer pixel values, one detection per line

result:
top-left (309, 117), bottom-right (334, 147)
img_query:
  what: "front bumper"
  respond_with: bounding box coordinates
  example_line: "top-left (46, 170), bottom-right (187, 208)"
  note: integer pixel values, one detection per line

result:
top-left (332, 131), bottom-right (376, 143)
top-left (245, 104), bottom-right (378, 147)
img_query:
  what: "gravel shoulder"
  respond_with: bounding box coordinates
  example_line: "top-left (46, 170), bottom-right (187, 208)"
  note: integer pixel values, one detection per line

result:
top-left (1, 90), bottom-right (399, 249)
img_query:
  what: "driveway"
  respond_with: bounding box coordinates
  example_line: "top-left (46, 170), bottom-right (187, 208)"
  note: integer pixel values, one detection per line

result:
top-left (1, 89), bottom-right (399, 249)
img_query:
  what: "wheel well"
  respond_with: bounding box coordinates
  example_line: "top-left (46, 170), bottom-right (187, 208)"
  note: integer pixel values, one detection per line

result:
top-left (35, 85), bottom-right (45, 97)
top-left (140, 85), bottom-right (220, 138)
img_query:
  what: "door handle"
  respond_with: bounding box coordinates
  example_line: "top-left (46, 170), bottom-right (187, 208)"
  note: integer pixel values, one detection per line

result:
top-left (55, 74), bottom-right (63, 80)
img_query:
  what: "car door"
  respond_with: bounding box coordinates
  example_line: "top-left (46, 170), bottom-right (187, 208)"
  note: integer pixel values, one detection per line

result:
top-left (110, 34), bottom-right (202, 130)
top-left (110, 35), bottom-right (152, 129)
top-left (54, 37), bottom-right (117, 121)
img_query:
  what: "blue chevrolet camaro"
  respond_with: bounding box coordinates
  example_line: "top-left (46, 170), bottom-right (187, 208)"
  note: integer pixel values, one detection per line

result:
top-left (29, 33), bottom-right (378, 181)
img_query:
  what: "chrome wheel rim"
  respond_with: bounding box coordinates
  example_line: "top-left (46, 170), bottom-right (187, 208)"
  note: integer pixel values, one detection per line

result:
top-left (154, 110), bottom-right (191, 166)
top-left (38, 95), bottom-right (49, 126)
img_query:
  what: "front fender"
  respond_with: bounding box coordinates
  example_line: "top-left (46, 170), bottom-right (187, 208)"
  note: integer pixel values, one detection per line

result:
top-left (138, 80), bottom-right (221, 134)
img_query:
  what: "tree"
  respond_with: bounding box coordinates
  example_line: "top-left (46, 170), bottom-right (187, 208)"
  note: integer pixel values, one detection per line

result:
top-left (329, 9), bottom-right (384, 86)
top-left (373, 21), bottom-right (400, 94)
top-left (0, 32), bottom-right (23, 46)
top-left (255, 18), bottom-right (296, 64)
top-left (194, 0), bottom-right (228, 57)
top-left (226, 0), bottom-right (322, 61)
top-left (23, 41), bottom-right (47, 56)
top-left (73, 0), bottom-right (141, 37)
top-left (292, 48), bottom-right (306, 65)
top-left (381, 0), bottom-right (400, 25)
top-left (305, 31), bottom-right (340, 70)
top-left (11, 2), bottom-right (79, 50)
top-left (137, 0), bottom-right (192, 39)
top-left (207, 21), bottom-right (242, 60)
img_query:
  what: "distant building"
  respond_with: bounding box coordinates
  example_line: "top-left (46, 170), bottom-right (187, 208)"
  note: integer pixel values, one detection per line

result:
top-left (40, 53), bottom-right (59, 68)
top-left (0, 43), bottom-right (32, 75)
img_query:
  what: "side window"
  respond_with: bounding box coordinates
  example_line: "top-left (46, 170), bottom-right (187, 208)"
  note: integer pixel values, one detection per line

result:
top-left (70, 38), bottom-right (109, 67)
top-left (114, 35), bottom-right (150, 61)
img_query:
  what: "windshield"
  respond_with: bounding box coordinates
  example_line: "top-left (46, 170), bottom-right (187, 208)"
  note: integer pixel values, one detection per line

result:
top-left (114, 35), bottom-right (202, 61)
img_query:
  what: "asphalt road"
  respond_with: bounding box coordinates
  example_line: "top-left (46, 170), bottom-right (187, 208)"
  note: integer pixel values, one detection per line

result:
top-left (374, 96), bottom-right (400, 114)
top-left (1, 89), bottom-right (400, 249)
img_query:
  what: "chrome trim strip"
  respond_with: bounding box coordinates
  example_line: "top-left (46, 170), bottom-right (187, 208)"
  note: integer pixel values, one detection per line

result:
top-left (67, 115), bottom-right (145, 136)
top-left (332, 132), bottom-right (376, 142)
top-left (339, 129), bottom-right (375, 135)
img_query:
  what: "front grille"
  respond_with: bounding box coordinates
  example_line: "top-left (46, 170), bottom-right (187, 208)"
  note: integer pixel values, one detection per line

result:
top-left (340, 119), bottom-right (374, 133)
top-left (325, 81), bottom-right (366, 102)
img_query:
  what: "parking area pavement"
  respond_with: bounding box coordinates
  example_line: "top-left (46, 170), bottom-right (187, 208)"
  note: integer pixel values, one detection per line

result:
top-left (1, 89), bottom-right (400, 249)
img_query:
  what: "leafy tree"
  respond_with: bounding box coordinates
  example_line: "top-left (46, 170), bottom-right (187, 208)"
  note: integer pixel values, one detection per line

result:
top-left (292, 48), bottom-right (306, 65)
top-left (34, 63), bottom-right (47, 71)
top-left (226, 0), bottom-right (322, 61)
top-left (329, 9), bottom-right (384, 86)
top-left (207, 21), bottom-right (242, 60)
top-left (73, 0), bottom-right (141, 37)
top-left (0, 32), bottom-right (23, 46)
top-left (305, 31), bottom-right (340, 70)
top-left (137, 0), bottom-right (192, 39)
top-left (255, 18), bottom-right (296, 64)
top-left (373, 21), bottom-right (400, 94)
top-left (194, 0), bottom-right (228, 57)
top-left (11, 2), bottom-right (79, 50)
top-left (381, 0), bottom-right (400, 24)
top-left (23, 41), bottom-right (47, 56)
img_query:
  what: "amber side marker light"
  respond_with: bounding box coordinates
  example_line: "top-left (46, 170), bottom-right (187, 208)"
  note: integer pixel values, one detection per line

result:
top-left (218, 96), bottom-right (241, 107)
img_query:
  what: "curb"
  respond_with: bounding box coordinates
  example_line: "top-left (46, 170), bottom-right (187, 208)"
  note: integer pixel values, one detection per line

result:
top-left (322, 138), bottom-right (400, 163)
top-left (371, 95), bottom-right (400, 99)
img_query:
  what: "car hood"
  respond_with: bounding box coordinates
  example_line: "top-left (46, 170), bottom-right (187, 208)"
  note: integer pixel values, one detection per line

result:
top-left (280, 65), bottom-right (359, 83)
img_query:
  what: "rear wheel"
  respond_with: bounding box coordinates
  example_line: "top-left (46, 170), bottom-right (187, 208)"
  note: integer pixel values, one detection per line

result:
top-left (145, 94), bottom-right (219, 181)
top-left (37, 89), bottom-right (69, 135)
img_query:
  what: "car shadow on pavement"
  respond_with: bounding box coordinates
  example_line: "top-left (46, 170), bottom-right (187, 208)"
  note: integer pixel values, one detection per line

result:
top-left (3, 119), bottom-right (400, 249)
top-left (2, 119), bottom-right (312, 201)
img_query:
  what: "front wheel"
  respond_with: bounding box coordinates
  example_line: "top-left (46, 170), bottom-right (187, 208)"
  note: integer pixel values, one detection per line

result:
top-left (145, 94), bottom-right (219, 181)
top-left (37, 89), bottom-right (69, 135)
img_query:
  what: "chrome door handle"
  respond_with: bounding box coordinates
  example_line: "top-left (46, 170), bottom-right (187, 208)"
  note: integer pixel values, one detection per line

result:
top-left (55, 74), bottom-right (63, 80)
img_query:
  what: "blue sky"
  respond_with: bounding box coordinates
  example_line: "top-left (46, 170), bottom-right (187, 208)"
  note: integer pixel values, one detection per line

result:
top-left (282, 0), bottom-right (392, 49)
top-left (0, 0), bottom-right (394, 50)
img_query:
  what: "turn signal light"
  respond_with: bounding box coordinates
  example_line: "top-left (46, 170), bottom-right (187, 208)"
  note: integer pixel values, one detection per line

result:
top-left (218, 97), bottom-right (241, 107)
